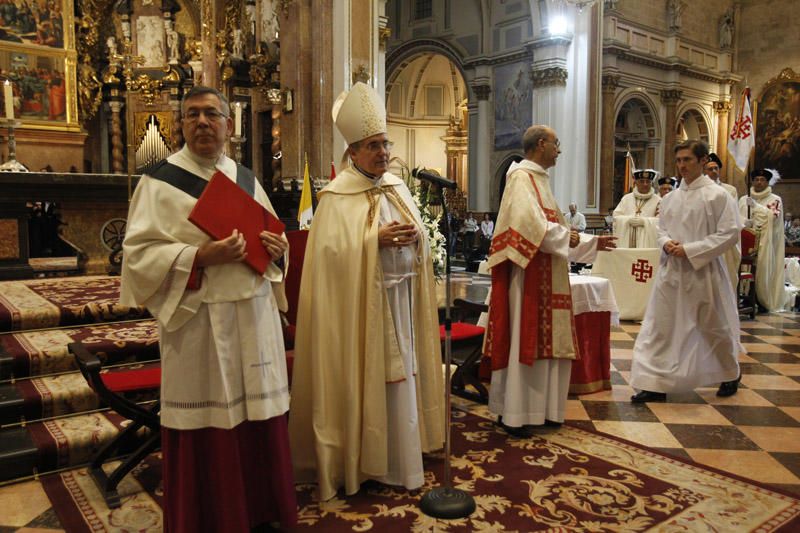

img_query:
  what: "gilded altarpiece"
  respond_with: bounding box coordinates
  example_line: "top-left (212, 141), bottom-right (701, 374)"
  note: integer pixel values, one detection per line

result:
top-left (0, 0), bottom-right (79, 131)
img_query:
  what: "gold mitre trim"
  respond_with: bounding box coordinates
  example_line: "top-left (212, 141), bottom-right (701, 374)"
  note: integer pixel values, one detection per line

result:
top-left (332, 82), bottom-right (387, 145)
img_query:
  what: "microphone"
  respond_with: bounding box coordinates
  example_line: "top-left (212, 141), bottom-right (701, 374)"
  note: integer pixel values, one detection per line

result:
top-left (412, 168), bottom-right (457, 189)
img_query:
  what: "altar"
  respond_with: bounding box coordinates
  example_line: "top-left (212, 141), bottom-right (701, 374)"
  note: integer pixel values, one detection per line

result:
top-left (449, 271), bottom-right (619, 396)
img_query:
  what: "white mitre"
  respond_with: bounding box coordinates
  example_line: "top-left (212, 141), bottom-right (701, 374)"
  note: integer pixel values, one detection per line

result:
top-left (332, 82), bottom-right (387, 144)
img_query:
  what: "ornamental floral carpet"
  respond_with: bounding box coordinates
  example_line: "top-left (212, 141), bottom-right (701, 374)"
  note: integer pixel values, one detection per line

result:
top-left (42, 408), bottom-right (800, 532)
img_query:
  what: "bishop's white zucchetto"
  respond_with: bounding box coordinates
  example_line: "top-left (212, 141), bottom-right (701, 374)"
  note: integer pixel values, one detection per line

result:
top-left (332, 82), bottom-right (387, 145)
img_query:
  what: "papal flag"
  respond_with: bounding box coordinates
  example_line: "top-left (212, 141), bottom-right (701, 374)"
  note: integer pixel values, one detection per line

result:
top-left (298, 156), bottom-right (313, 229)
top-left (623, 146), bottom-right (637, 193)
top-left (728, 87), bottom-right (755, 172)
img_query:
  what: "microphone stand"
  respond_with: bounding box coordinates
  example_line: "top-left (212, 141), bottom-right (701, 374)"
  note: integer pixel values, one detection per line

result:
top-left (419, 184), bottom-right (476, 519)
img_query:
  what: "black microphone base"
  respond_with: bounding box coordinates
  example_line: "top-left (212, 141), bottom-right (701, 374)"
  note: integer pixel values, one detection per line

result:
top-left (419, 486), bottom-right (476, 519)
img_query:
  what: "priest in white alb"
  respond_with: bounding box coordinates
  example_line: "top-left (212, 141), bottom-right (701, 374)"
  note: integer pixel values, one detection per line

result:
top-left (484, 125), bottom-right (616, 436)
top-left (120, 86), bottom-right (296, 532)
top-left (739, 168), bottom-right (786, 312)
top-left (289, 82), bottom-right (444, 501)
top-left (613, 169), bottom-right (661, 248)
top-left (631, 140), bottom-right (742, 403)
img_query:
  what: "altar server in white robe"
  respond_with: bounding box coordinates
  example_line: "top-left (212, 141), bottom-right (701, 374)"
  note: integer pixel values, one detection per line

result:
top-left (289, 82), bottom-right (444, 501)
top-left (484, 125), bottom-right (616, 437)
top-left (704, 153), bottom-right (741, 294)
top-left (120, 86), bottom-right (296, 532)
top-left (739, 168), bottom-right (786, 312)
top-left (613, 169), bottom-right (661, 248)
top-left (631, 140), bottom-right (742, 403)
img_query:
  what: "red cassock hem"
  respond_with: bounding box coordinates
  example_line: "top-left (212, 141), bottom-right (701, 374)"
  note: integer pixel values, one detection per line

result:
top-left (162, 415), bottom-right (297, 533)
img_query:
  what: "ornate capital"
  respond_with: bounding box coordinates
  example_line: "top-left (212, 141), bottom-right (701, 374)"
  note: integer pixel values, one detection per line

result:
top-left (660, 89), bottom-right (683, 105)
top-left (531, 67), bottom-right (568, 88)
top-left (108, 101), bottom-right (124, 114)
top-left (713, 100), bottom-right (732, 114)
top-left (472, 84), bottom-right (491, 101)
top-left (379, 27), bottom-right (391, 50)
top-left (601, 74), bottom-right (620, 93)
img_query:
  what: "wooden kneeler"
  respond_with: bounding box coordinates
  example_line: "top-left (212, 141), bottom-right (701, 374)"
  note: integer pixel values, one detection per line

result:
top-left (69, 341), bottom-right (161, 509)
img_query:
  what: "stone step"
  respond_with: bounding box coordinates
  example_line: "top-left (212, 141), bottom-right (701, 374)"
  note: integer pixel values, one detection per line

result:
top-left (0, 319), bottom-right (159, 381)
top-left (0, 408), bottom-right (155, 484)
top-left (0, 362), bottom-right (160, 426)
top-left (0, 275), bottom-right (149, 334)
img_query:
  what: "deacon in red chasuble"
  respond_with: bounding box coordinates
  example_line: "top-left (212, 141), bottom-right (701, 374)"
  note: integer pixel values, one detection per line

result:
top-left (484, 125), bottom-right (616, 437)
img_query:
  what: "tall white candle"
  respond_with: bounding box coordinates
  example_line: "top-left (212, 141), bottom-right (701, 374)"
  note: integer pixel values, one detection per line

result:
top-left (234, 102), bottom-right (242, 137)
top-left (4, 80), bottom-right (13, 120)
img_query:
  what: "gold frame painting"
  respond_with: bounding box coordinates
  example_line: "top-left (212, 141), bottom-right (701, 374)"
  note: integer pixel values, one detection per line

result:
top-left (0, 0), bottom-right (78, 131)
top-left (755, 68), bottom-right (800, 181)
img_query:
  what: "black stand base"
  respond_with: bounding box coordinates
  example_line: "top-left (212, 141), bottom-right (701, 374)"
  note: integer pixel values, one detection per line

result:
top-left (419, 486), bottom-right (476, 519)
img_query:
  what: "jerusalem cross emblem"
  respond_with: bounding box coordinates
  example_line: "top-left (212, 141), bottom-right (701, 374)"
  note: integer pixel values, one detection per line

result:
top-left (631, 259), bottom-right (653, 283)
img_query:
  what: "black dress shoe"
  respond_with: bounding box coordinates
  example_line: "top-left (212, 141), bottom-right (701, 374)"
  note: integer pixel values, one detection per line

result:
top-left (496, 416), bottom-right (531, 438)
top-left (717, 374), bottom-right (742, 397)
top-left (630, 390), bottom-right (666, 403)
top-left (543, 419), bottom-right (562, 427)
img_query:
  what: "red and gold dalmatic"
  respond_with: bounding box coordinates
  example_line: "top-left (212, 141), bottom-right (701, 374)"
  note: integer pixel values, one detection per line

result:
top-left (483, 163), bottom-right (580, 370)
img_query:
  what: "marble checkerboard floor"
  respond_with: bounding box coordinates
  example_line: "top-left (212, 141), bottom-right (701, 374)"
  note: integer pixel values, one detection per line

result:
top-left (3, 273), bottom-right (800, 530)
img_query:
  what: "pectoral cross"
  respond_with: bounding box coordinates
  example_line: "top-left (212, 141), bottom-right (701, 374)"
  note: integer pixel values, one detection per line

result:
top-left (250, 350), bottom-right (271, 378)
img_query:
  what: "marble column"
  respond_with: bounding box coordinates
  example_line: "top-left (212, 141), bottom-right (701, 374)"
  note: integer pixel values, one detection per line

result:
top-left (713, 100), bottom-right (733, 182)
top-left (600, 74), bottom-right (619, 213)
top-left (661, 89), bottom-right (682, 176)
top-left (470, 81), bottom-right (491, 212)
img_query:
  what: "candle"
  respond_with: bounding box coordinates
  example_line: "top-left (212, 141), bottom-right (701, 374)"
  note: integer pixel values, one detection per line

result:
top-left (234, 102), bottom-right (242, 137)
top-left (4, 80), bottom-right (13, 120)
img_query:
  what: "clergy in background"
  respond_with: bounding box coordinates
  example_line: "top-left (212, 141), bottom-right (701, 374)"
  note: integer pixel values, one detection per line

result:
top-left (484, 125), bottom-right (616, 437)
top-left (739, 168), bottom-right (786, 312)
top-left (631, 140), bottom-right (742, 403)
top-left (613, 169), bottom-right (661, 248)
top-left (657, 176), bottom-right (677, 197)
top-left (120, 86), bottom-right (296, 531)
top-left (705, 152), bottom-right (741, 294)
top-left (289, 82), bottom-right (444, 501)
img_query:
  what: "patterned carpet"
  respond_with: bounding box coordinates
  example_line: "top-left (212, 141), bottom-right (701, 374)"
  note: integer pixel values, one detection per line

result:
top-left (36, 408), bottom-right (800, 532)
top-left (0, 276), bottom-right (148, 333)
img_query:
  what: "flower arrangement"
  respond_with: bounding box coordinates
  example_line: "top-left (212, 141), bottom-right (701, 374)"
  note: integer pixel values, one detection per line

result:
top-left (413, 183), bottom-right (447, 279)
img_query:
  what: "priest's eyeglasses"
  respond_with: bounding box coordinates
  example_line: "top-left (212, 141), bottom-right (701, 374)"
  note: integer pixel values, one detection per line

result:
top-left (364, 140), bottom-right (394, 152)
top-left (183, 108), bottom-right (229, 123)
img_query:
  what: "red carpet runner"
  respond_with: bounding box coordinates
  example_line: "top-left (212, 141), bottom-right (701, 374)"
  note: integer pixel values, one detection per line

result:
top-left (42, 409), bottom-right (800, 532)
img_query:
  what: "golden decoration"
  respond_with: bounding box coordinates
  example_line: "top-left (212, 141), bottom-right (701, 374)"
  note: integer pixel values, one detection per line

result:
top-left (75, 0), bottom-right (112, 123)
top-left (133, 111), bottom-right (172, 146)
top-left (162, 65), bottom-right (181, 83)
top-left (133, 75), bottom-right (163, 107)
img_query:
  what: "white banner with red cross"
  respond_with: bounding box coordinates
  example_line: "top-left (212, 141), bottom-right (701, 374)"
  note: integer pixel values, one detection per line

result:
top-left (590, 247), bottom-right (661, 321)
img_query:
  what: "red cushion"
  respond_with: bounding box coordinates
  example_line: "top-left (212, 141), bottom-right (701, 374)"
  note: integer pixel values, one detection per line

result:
top-left (101, 367), bottom-right (161, 393)
top-left (440, 322), bottom-right (484, 342)
top-left (739, 273), bottom-right (754, 280)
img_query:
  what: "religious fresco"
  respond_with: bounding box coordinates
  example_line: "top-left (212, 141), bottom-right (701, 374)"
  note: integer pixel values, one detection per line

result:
top-left (756, 69), bottom-right (800, 180)
top-left (0, 50), bottom-right (66, 121)
top-left (0, 0), bottom-right (64, 49)
top-left (493, 62), bottom-right (532, 150)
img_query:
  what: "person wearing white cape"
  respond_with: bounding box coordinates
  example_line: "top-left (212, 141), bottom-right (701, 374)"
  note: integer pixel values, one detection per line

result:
top-left (739, 168), bottom-right (786, 312)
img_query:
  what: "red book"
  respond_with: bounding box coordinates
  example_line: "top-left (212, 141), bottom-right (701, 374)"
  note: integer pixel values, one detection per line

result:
top-left (188, 171), bottom-right (285, 276)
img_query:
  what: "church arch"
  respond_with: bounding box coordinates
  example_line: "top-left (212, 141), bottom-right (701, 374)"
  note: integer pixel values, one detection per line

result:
top-left (676, 104), bottom-right (712, 146)
top-left (386, 41), bottom-right (470, 201)
top-left (612, 92), bottom-right (662, 203)
top-left (387, 39), bottom-right (469, 101)
top-left (495, 153), bottom-right (524, 205)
